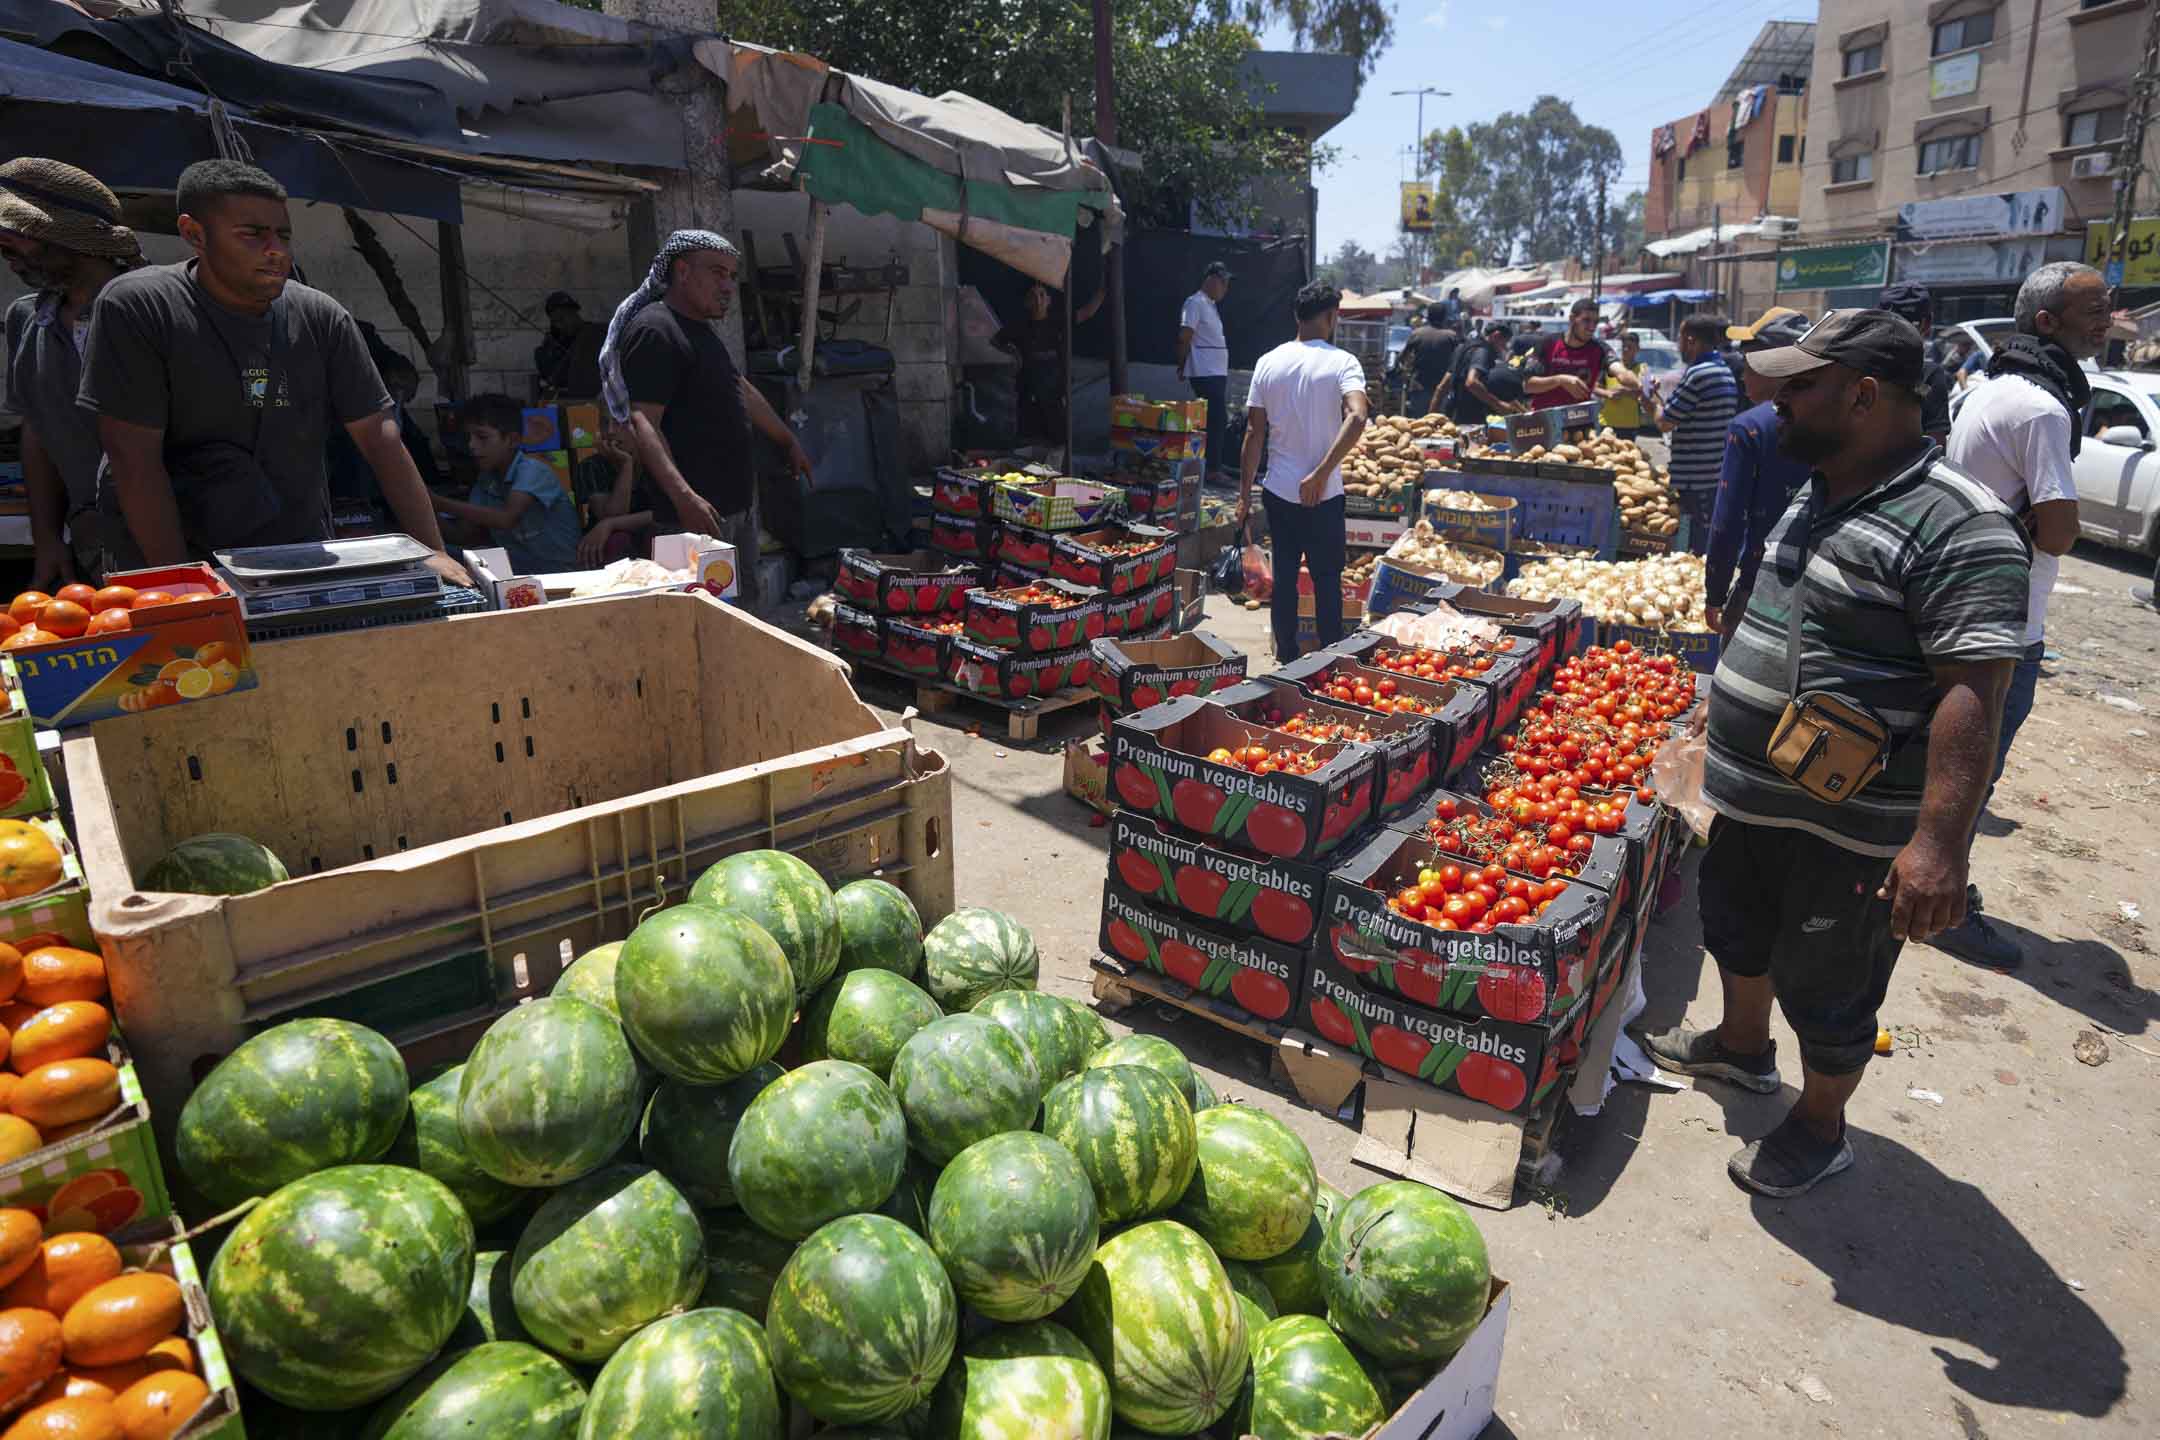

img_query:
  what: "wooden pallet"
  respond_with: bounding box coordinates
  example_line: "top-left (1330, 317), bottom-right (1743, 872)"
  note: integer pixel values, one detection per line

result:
top-left (1089, 955), bottom-right (1365, 1114)
top-left (844, 655), bottom-right (1097, 741)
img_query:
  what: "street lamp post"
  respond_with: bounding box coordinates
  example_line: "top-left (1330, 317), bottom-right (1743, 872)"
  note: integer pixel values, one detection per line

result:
top-left (1391, 86), bottom-right (1450, 284)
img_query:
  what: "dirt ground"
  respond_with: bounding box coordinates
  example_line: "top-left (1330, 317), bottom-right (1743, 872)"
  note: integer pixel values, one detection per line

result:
top-left (809, 536), bottom-right (2158, 1440)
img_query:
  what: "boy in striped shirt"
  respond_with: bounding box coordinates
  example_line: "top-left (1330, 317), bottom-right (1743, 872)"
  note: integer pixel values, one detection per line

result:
top-left (1657, 313), bottom-right (1741, 554)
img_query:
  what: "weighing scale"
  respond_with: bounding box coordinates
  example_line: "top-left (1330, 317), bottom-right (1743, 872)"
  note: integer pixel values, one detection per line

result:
top-left (213, 536), bottom-right (489, 641)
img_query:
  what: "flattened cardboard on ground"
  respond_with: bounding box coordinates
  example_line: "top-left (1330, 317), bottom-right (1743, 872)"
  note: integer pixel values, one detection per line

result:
top-left (1355, 1076), bottom-right (1526, 1210)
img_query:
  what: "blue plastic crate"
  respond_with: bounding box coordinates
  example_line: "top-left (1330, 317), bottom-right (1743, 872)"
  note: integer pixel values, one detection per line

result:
top-left (1448, 465), bottom-right (1617, 558)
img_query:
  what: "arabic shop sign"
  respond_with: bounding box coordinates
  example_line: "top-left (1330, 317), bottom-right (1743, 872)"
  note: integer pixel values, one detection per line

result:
top-left (2086, 218), bottom-right (2160, 288)
top-left (1897, 187), bottom-right (2066, 242)
top-left (1775, 242), bottom-right (1889, 292)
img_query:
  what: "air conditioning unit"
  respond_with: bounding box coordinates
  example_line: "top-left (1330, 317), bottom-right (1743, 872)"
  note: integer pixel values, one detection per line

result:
top-left (2071, 152), bottom-right (2117, 181)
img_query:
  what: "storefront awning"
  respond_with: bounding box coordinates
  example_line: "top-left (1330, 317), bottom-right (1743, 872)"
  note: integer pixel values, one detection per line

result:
top-left (1622, 289), bottom-right (1719, 308)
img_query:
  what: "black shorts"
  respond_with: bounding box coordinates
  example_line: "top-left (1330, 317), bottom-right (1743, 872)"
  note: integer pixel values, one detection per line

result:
top-left (1697, 816), bottom-right (1904, 1075)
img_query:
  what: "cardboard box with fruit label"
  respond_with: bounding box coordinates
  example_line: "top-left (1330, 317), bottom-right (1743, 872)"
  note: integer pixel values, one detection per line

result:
top-left (1321, 823), bottom-right (1621, 1029)
top-left (829, 602), bottom-right (883, 664)
top-left (1389, 787), bottom-right (1638, 927)
top-left (113, 1217), bottom-right (244, 1439)
top-left (1108, 810), bottom-right (1325, 951)
top-left (1326, 631), bottom-right (1541, 735)
top-left (881, 614), bottom-right (966, 679)
top-left (1209, 678), bottom-right (1439, 825)
top-left (1064, 736), bottom-right (1112, 815)
top-left (1110, 395), bottom-right (1208, 432)
top-left (519, 405), bottom-right (565, 453)
top-left (1099, 879), bottom-right (1306, 1026)
top-left (1090, 631), bottom-right (1247, 712)
top-left (1108, 695), bottom-right (1379, 866)
top-left (0, 659), bottom-right (55, 819)
top-left (1599, 619), bottom-right (1721, 674)
top-left (1469, 747), bottom-right (1669, 903)
top-left (992, 479), bottom-right (1126, 532)
top-left (963, 578), bottom-right (1105, 654)
top-left (834, 549), bottom-right (981, 616)
top-left (8, 565), bottom-right (256, 726)
top-left (1120, 470), bottom-right (1203, 526)
top-left (1050, 525), bottom-right (1178, 594)
top-left (932, 467), bottom-right (996, 516)
top-left (1100, 578), bottom-right (1181, 639)
top-left (1271, 652), bottom-right (1491, 789)
top-left (929, 513), bottom-right (994, 561)
top-left (1397, 586), bottom-right (1590, 667)
top-left (1109, 427), bottom-right (1205, 462)
top-left (0, 1038), bottom-right (171, 1237)
top-left (947, 636), bottom-right (1092, 701)
top-left (0, 815), bottom-right (92, 952)
top-left (992, 523), bottom-right (1057, 574)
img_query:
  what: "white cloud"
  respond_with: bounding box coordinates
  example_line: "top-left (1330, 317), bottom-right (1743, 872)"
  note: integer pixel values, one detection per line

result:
top-left (1484, 15), bottom-right (1508, 29)
top-left (1423, 1), bottom-right (1452, 27)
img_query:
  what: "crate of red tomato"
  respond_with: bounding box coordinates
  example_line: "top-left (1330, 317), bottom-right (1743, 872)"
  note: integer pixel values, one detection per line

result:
top-left (946, 635), bottom-right (1091, 701)
top-left (1327, 631), bottom-right (1540, 734)
top-left (881, 614), bottom-right (967, 679)
top-left (1091, 632), bottom-right (1246, 711)
top-left (1098, 875), bottom-right (1306, 1026)
top-left (1050, 525), bottom-right (1178, 594)
top-left (963, 577), bottom-right (1105, 654)
top-left (1100, 578), bottom-right (1179, 639)
top-left (829, 601), bottom-right (883, 662)
top-left (1109, 695), bottom-right (1379, 866)
top-left (1478, 732), bottom-right (1667, 904)
top-left (833, 549), bottom-right (979, 617)
top-left (992, 524), bottom-right (1057, 574)
top-left (929, 512), bottom-right (993, 561)
top-left (1271, 652), bottom-right (1490, 787)
top-left (1107, 809), bottom-right (1324, 950)
top-left (1207, 678), bottom-right (1437, 825)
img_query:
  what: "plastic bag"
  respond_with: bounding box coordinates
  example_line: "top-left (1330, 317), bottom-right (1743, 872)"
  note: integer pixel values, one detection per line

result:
top-left (1650, 729), bottom-right (1714, 840)
top-left (1240, 541), bottom-right (1274, 601)
top-left (1210, 541), bottom-right (1245, 596)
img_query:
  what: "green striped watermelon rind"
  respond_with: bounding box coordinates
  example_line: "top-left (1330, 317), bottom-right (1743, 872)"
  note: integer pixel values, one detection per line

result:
top-left (640, 1061), bottom-right (784, 1209)
top-left (697, 1212), bottom-right (799, 1321)
top-left (1167, 1105), bottom-right (1318, 1262)
top-left (552, 942), bottom-right (624, 1017)
top-left (359, 1341), bottom-right (586, 1440)
top-left (388, 1065), bottom-right (525, 1225)
top-left (177, 1018), bottom-right (410, 1209)
top-left (457, 996), bottom-right (641, 1189)
top-left (1066, 1219), bottom-right (1249, 1436)
top-left (834, 877), bottom-right (925, 978)
top-left (1248, 1180), bottom-right (1346, 1317)
top-left (1038, 1066), bottom-right (1197, 1226)
top-left (455, 1251), bottom-right (530, 1348)
top-left (578, 1307), bottom-right (783, 1440)
top-left (926, 1131), bottom-right (1099, 1323)
top-left (920, 907), bottom-right (1041, 1011)
top-left (616, 904), bottom-right (797, 1085)
top-left (1082, 1033), bottom-right (1197, 1110)
top-left (969, 989), bottom-right (1093, 1089)
top-left (889, 1014), bottom-right (1043, 1167)
top-left (1318, 1179), bottom-right (1492, 1367)
top-left (142, 831), bottom-right (289, 894)
top-left (1244, 1313), bottom-right (1391, 1440)
top-left (765, 1213), bottom-right (959, 1426)
top-left (209, 1164), bottom-right (476, 1412)
top-left (508, 1164), bottom-right (707, 1365)
top-left (805, 969), bottom-right (944, 1080)
top-left (726, 1059), bottom-right (909, 1241)
top-left (1218, 1258), bottom-right (1279, 1325)
top-left (927, 1319), bottom-right (1112, 1440)
top-left (690, 848), bottom-right (844, 999)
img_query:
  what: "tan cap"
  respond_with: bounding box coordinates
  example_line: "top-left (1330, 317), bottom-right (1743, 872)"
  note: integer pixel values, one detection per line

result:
top-left (1727, 305), bottom-right (1806, 343)
top-left (0, 159), bottom-right (141, 264)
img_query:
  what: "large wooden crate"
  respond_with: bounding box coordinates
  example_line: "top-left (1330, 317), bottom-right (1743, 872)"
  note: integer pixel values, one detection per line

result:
top-left (65, 592), bottom-right (954, 1117)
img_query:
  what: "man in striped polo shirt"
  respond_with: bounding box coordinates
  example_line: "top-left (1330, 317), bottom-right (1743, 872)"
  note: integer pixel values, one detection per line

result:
top-left (1643, 310), bottom-right (2030, 1197)
top-left (1657, 313), bottom-right (1741, 555)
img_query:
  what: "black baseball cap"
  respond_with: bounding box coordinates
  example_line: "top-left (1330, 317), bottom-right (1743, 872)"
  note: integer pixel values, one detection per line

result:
top-left (1747, 308), bottom-right (1928, 395)
top-left (1875, 281), bottom-right (1933, 326)
top-left (543, 290), bottom-right (580, 312)
top-left (1203, 261), bottom-right (1234, 281)
top-left (1740, 310), bottom-right (1812, 352)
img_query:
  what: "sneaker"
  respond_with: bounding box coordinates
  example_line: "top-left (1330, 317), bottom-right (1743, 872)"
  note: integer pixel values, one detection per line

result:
top-left (1640, 1025), bottom-right (1781, 1094)
top-left (2134, 584), bottom-right (2156, 610)
top-left (1729, 1111), bottom-right (1854, 1196)
top-left (1928, 910), bottom-right (2022, 970)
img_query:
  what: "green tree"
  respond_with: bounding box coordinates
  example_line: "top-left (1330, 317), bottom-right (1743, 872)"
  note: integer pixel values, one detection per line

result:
top-left (1317, 239), bottom-right (1379, 292)
top-left (1604, 190), bottom-right (1647, 266)
top-left (1420, 98), bottom-right (1622, 265)
top-left (1218, 0), bottom-right (1394, 82)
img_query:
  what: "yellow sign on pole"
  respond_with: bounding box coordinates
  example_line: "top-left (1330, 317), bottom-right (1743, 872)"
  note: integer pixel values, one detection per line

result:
top-left (2086, 218), bottom-right (2160, 287)
top-left (1400, 182), bottom-right (1436, 232)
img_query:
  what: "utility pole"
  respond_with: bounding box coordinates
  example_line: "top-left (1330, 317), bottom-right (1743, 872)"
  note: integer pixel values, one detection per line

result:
top-left (1091, 0), bottom-right (1128, 398)
top-left (2103, 0), bottom-right (2160, 301)
top-left (1391, 87), bottom-right (1449, 285)
top-left (1593, 172), bottom-right (1608, 308)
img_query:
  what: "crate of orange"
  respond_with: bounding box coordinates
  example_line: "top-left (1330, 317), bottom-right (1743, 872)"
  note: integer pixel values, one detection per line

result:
top-left (0, 816), bottom-right (92, 956)
top-left (0, 566), bottom-right (255, 727)
top-left (0, 659), bottom-right (56, 820)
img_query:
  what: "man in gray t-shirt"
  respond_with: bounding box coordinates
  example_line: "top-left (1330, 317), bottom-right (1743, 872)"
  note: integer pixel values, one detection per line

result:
top-left (78, 160), bottom-right (465, 580)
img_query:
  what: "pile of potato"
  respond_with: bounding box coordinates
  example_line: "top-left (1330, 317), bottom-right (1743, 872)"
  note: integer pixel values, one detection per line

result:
top-left (1343, 553), bottom-right (1380, 590)
top-left (1385, 522), bottom-right (1505, 587)
top-left (1506, 552), bottom-right (1710, 632)
top-left (1342, 414), bottom-right (1455, 500)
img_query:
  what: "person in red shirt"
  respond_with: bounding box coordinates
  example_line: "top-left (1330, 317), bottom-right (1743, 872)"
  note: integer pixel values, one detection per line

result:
top-left (1529, 297), bottom-right (1606, 410)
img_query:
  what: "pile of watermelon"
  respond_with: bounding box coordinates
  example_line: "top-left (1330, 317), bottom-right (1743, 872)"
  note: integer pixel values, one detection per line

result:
top-left (173, 850), bottom-right (1493, 1439)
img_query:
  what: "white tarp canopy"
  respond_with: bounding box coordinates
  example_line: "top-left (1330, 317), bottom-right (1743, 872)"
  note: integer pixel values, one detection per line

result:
top-left (1645, 218), bottom-right (1793, 258)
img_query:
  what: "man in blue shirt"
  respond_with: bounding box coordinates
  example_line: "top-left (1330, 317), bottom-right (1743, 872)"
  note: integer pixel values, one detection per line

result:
top-left (432, 393), bottom-right (584, 574)
top-left (1657, 314), bottom-right (1741, 554)
top-left (1704, 310), bottom-right (1815, 637)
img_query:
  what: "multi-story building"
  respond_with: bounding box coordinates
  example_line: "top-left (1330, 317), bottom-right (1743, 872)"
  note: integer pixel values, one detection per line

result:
top-left (1782, 0), bottom-right (2160, 320)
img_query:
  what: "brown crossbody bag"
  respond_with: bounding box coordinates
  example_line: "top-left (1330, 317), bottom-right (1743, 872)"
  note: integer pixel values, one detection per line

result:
top-left (1764, 539), bottom-right (1893, 803)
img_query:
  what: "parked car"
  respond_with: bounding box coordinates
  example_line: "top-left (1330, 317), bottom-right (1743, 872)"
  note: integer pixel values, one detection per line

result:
top-left (1386, 324), bottom-right (1411, 373)
top-left (1636, 339), bottom-right (1685, 404)
top-left (2075, 369), bottom-right (2160, 554)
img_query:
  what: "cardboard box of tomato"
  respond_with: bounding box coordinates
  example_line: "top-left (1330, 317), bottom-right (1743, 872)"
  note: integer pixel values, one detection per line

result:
top-left (1100, 578), bottom-right (1182, 639)
top-left (1385, 787), bottom-right (1633, 953)
top-left (6, 566), bottom-right (256, 727)
top-left (1108, 695), bottom-right (1378, 866)
top-left (1090, 631), bottom-right (1246, 711)
top-left (1471, 748), bottom-right (1669, 903)
top-left (929, 513), bottom-right (995, 561)
top-left (1270, 652), bottom-right (1491, 789)
top-left (1321, 821), bottom-right (1621, 1029)
top-left (829, 602), bottom-right (883, 663)
top-left (1207, 678), bottom-right (1437, 825)
top-left (1326, 631), bottom-right (1541, 734)
top-left (833, 549), bottom-right (980, 616)
top-left (992, 523), bottom-right (1056, 574)
top-left (964, 578), bottom-right (1105, 654)
top-left (1108, 810), bottom-right (1326, 950)
top-left (1049, 525), bottom-right (1178, 594)
top-left (1119, 469), bottom-right (1203, 524)
top-left (1099, 879), bottom-right (1306, 1026)
top-left (932, 467), bottom-right (995, 516)
top-left (881, 614), bottom-right (965, 680)
top-left (947, 636), bottom-right (1092, 701)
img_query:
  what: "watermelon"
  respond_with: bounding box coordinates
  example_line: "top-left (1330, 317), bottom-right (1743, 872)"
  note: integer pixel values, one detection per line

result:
top-left (142, 831), bottom-right (288, 894)
top-left (690, 849), bottom-right (842, 999)
top-left (578, 1308), bottom-right (782, 1440)
top-left (1065, 1220), bottom-right (1247, 1435)
top-left (388, 1066), bottom-right (525, 1225)
top-left (1082, 1035), bottom-right (1196, 1110)
top-left (553, 942), bottom-right (625, 1016)
top-left (458, 1251), bottom-right (529, 1346)
top-left (1235, 1295), bottom-right (1273, 1348)
top-left (1236, 1314), bottom-right (1389, 1440)
top-left (209, 1164), bottom-right (475, 1411)
top-left (926, 1132), bottom-right (1097, 1322)
top-left (971, 991), bottom-right (1094, 1088)
top-left (1067, 1002), bottom-right (1112, 1056)
top-left (360, 1341), bottom-right (586, 1440)
top-left (806, 969), bottom-right (943, 1080)
top-left (1319, 1180), bottom-right (1491, 1365)
top-left (878, 1152), bottom-right (941, 1235)
top-left (928, 1320), bottom-right (1111, 1440)
top-left (1038, 1067), bottom-right (1196, 1223)
top-left (177, 1018), bottom-right (408, 1209)
top-left (728, 1059), bottom-right (907, 1240)
top-left (920, 908), bottom-right (1039, 1011)
top-left (1220, 1259), bottom-right (1278, 1324)
top-left (1249, 1182), bottom-right (1344, 1317)
top-left (510, 1165), bottom-right (706, 1364)
top-left (1167, 1106), bottom-right (1316, 1261)
top-left (698, 1212), bottom-right (798, 1320)
top-left (835, 877), bottom-right (924, 977)
top-left (1191, 1071), bottom-right (1220, 1111)
top-left (640, 1062), bottom-right (782, 1209)
top-left (889, 1014), bottom-right (1042, 1166)
top-left (766, 1213), bottom-right (958, 1425)
top-left (458, 996), bottom-right (640, 1187)
top-left (616, 904), bottom-right (794, 1084)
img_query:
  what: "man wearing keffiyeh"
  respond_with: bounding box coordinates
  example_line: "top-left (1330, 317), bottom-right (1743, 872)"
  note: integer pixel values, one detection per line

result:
top-left (599, 229), bottom-right (811, 543)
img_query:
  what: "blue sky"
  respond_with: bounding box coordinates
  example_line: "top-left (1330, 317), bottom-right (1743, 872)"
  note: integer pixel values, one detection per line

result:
top-left (1288, 1), bottom-right (1820, 263)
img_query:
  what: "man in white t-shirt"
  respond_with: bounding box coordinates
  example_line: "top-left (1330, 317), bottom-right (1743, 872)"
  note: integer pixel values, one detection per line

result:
top-left (1178, 261), bottom-right (1232, 477)
top-left (1936, 259), bottom-right (2107, 970)
top-left (1239, 281), bottom-right (1370, 659)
